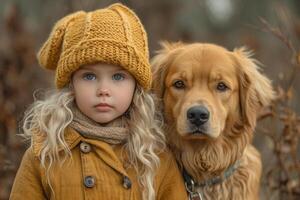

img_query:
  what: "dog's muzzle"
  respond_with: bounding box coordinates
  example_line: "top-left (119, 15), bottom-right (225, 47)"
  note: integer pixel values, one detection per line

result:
top-left (187, 106), bottom-right (210, 135)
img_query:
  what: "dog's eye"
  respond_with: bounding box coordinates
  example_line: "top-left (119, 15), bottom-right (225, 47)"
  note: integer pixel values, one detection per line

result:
top-left (216, 82), bottom-right (229, 91)
top-left (173, 80), bottom-right (185, 89)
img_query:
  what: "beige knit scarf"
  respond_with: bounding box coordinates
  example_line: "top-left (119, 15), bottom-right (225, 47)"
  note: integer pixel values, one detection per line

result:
top-left (70, 104), bottom-right (129, 144)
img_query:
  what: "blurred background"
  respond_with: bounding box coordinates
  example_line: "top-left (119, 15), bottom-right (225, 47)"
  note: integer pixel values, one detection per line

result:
top-left (0, 0), bottom-right (299, 199)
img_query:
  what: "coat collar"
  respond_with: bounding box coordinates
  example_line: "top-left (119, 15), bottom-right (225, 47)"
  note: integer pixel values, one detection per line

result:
top-left (32, 127), bottom-right (81, 157)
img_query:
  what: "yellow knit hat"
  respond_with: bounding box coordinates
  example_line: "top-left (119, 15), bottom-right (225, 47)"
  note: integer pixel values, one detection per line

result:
top-left (37, 3), bottom-right (151, 90)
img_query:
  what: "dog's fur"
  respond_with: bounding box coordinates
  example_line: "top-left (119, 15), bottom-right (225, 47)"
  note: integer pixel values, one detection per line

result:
top-left (152, 42), bottom-right (274, 200)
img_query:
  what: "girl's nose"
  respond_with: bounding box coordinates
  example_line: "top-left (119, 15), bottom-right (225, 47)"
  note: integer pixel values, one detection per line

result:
top-left (97, 88), bottom-right (110, 96)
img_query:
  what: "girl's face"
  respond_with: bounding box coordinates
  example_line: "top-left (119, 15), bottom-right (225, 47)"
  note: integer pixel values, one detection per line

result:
top-left (72, 63), bottom-right (136, 124)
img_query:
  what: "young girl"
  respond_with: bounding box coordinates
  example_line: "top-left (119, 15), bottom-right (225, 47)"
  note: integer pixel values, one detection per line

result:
top-left (10, 3), bottom-right (187, 200)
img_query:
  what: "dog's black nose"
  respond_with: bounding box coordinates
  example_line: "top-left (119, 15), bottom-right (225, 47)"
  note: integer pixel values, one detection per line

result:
top-left (187, 106), bottom-right (210, 126)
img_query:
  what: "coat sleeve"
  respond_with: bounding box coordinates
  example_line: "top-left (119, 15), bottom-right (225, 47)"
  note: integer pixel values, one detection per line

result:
top-left (157, 152), bottom-right (188, 200)
top-left (9, 147), bottom-right (47, 200)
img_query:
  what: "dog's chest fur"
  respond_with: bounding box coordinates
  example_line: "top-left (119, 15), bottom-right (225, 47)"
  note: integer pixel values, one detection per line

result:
top-left (187, 146), bottom-right (261, 200)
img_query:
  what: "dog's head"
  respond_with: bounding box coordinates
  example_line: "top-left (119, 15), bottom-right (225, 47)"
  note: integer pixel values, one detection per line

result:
top-left (152, 42), bottom-right (274, 140)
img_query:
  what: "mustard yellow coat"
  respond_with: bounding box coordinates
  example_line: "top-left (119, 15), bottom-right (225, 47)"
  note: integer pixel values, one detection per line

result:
top-left (10, 128), bottom-right (188, 200)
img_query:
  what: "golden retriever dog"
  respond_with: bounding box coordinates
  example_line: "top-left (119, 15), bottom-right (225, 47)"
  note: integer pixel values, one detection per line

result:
top-left (151, 42), bottom-right (274, 200)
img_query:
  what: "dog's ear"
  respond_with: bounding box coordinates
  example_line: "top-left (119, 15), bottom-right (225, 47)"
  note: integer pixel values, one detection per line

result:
top-left (232, 47), bottom-right (275, 128)
top-left (151, 41), bottom-right (185, 98)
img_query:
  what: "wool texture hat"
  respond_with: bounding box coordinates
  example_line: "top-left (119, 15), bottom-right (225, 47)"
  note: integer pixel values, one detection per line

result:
top-left (37, 3), bottom-right (151, 90)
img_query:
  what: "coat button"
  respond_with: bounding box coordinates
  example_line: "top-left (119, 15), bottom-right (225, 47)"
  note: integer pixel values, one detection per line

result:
top-left (80, 142), bottom-right (91, 153)
top-left (84, 176), bottom-right (95, 188)
top-left (122, 176), bottom-right (132, 189)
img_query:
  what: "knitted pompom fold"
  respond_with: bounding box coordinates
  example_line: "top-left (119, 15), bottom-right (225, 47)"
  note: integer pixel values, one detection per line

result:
top-left (38, 11), bottom-right (86, 70)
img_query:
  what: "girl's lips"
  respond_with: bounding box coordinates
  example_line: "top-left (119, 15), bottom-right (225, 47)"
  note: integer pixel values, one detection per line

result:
top-left (95, 103), bottom-right (112, 107)
top-left (94, 103), bottom-right (113, 112)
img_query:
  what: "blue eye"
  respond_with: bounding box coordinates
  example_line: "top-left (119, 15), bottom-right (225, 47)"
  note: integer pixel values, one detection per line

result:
top-left (83, 73), bottom-right (96, 80)
top-left (112, 73), bottom-right (125, 81)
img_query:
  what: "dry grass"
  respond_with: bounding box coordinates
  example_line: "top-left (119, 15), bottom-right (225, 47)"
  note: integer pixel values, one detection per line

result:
top-left (257, 4), bottom-right (300, 198)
